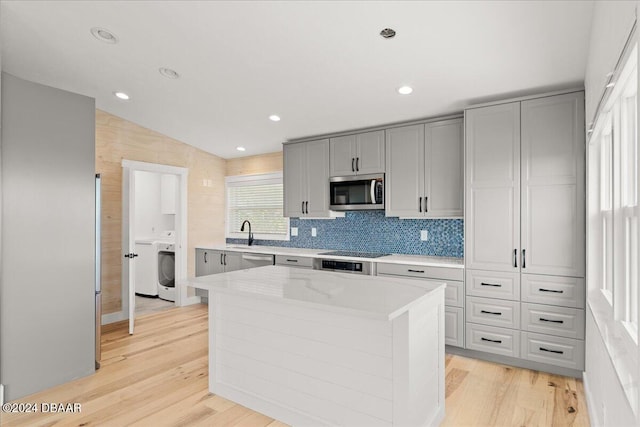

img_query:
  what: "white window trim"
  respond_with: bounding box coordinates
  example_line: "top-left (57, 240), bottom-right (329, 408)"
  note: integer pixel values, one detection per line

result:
top-left (225, 172), bottom-right (290, 241)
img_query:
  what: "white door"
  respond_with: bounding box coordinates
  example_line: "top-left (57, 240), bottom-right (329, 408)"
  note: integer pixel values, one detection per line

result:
top-left (355, 130), bottom-right (385, 175)
top-left (465, 102), bottom-right (521, 272)
top-left (385, 124), bottom-right (425, 218)
top-left (424, 118), bottom-right (464, 217)
top-left (123, 168), bottom-right (137, 334)
top-left (329, 135), bottom-right (357, 177)
top-left (520, 92), bottom-right (585, 277)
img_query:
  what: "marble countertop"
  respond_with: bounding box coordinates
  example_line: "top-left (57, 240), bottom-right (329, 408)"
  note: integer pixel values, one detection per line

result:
top-left (196, 244), bottom-right (463, 268)
top-left (183, 265), bottom-right (445, 320)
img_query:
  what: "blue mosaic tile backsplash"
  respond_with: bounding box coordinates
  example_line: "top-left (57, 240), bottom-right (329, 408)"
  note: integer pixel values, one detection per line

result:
top-left (227, 210), bottom-right (463, 258)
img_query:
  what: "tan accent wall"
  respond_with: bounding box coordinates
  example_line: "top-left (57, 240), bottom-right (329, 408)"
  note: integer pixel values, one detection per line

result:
top-left (226, 151), bottom-right (283, 176)
top-left (96, 110), bottom-right (226, 315)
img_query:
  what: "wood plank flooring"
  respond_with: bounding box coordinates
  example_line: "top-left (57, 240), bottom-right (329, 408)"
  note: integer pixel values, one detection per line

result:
top-left (2, 304), bottom-right (590, 426)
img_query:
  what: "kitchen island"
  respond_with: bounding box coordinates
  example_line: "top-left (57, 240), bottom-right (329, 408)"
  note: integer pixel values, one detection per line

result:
top-left (184, 265), bottom-right (445, 427)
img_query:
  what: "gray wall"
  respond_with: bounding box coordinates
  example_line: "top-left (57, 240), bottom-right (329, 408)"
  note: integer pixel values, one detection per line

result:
top-left (0, 73), bottom-right (96, 400)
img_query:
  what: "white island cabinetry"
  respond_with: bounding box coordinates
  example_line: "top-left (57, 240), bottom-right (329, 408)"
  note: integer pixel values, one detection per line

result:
top-left (185, 265), bottom-right (445, 427)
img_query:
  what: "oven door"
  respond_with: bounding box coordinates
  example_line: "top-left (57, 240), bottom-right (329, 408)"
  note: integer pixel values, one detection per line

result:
top-left (329, 173), bottom-right (384, 210)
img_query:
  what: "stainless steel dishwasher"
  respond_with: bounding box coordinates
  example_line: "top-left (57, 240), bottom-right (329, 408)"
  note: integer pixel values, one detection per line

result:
top-left (240, 253), bottom-right (275, 269)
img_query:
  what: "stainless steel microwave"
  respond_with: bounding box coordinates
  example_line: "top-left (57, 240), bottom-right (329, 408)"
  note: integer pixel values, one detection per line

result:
top-left (329, 173), bottom-right (384, 210)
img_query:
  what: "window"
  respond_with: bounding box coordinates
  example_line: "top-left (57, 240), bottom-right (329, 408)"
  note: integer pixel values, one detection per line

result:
top-left (226, 173), bottom-right (289, 241)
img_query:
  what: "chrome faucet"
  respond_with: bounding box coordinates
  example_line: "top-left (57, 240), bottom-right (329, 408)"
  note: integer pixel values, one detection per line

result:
top-left (240, 220), bottom-right (254, 246)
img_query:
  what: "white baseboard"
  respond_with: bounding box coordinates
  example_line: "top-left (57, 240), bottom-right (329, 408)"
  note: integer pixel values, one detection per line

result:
top-left (181, 295), bottom-right (202, 306)
top-left (102, 310), bottom-right (127, 325)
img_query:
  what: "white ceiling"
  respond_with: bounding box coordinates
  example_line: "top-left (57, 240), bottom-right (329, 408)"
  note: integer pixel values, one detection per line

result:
top-left (1, 1), bottom-right (594, 159)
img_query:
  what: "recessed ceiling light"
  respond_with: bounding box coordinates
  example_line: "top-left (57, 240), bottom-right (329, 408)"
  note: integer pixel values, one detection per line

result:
top-left (113, 91), bottom-right (130, 101)
top-left (398, 86), bottom-right (413, 95)
top-left (236, 146), bottom-right (246, 152)
top-left (380, 28), bottom-right (396, 39)
top-left (269, 115), bottom-right (281, 122)
top-left (159, 67), bottom-right (180, 79)
top-left (90, 27), bottom-right (119, 44)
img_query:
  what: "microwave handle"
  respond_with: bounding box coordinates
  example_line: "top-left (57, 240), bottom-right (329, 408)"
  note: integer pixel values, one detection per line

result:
top-left (371, 180), bottom-right (377, 204)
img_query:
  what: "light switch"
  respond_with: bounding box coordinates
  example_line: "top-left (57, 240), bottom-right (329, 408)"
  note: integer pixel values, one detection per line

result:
top-left (420, 230), bottom-right (428, 241)
top-left (311, 227), bottom-right (317, 237)
top-left (291, 227), bottom-right (298, 237)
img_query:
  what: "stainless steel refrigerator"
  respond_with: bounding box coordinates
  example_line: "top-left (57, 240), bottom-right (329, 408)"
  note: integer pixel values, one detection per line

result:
top-left (95, 173), bottom-right (102, 369)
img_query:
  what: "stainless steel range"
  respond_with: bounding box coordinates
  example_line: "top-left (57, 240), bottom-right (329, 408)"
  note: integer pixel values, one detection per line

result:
top-left (313, 251), bottom-right (389, 275)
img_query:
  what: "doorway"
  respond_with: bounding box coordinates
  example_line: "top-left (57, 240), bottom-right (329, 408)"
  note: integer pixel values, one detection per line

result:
top-left (121, 160), bottom-right (193, 334)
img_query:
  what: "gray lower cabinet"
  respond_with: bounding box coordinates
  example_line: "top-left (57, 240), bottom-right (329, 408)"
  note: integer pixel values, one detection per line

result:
top-left (329, 130), bottom-right (385, 177)
top-left (377, 262), bottom-right (465, 347)
top-left (195, 249), bottom-right (274, 297)
top-left (385, 118), bottom-right (463, 218)
top-left (283, 139), bottom-right (330, 217)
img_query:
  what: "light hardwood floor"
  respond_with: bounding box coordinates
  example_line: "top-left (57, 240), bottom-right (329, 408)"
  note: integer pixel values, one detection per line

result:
top-left (3, 304), bottom-right (590, 427)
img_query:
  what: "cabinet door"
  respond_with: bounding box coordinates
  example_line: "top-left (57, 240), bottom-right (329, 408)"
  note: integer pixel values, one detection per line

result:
top-left (223, 251), bottom-right (243, 272)
top-left (283, 143), bottom-right (306, 217)
top-left (355, 130), bottom-right (385, 175)
top-left (424, 118), bottom-right (463, 217)
top-left (329, 135), bottom-right (357, 177)
top-left (305, 139), bottom-right (330, 217)
top-left (385, 124), bottom-right (425, 217)
top-left (465, 102), bottom-right (521, 272)
top-left (210, 250), bottom-right (225, 274)
top-left (195, 249), bottom-right (208, 276)
top-left (521, 92), bottom-right (585, 277)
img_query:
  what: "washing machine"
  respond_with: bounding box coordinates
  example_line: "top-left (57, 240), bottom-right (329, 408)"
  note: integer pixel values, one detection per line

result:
top-left (157, 242), bottom-right (175, 302)
top-left (134, 239), bottom-right (159, 297)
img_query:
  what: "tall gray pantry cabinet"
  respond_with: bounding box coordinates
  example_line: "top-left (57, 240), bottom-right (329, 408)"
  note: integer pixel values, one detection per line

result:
top-left (464, 91), bottom-right (586, 374)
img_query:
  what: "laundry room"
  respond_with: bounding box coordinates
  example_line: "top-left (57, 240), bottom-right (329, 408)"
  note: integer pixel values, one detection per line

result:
top-left (133, 170), bottom-right (177, 315)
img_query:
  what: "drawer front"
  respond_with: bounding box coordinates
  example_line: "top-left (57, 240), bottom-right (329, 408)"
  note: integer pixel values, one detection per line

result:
top-left (521, 274), bottom-right (585, 308)
top-left (445, 306), bottom-right (464, 347)
top-left (521, 303), bottom-right (585, 339)
top-left (466, 296), bottom-right (520, 329)
top-left (445, 281), bottom-right (464, 308)
top-left (466, 323), bottom-right (520, 358)
top-left (521, 332), bottom-right (585, 370)
top-left (275, 255), bottom-right (313, 268)
top-left (466, 269), bottom-right (520, 301)
top-left (376, 262), bottom-right (464, 281)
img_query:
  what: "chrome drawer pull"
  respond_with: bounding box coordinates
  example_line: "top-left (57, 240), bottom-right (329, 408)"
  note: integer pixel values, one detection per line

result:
top-left (481, 282), bottom-right (502, 287)
top-left (408, 269), bottom-right (425, 273)
top-left (481, 310), bottom-right (502, 316)
top-left (481, 337), bottom-right (502, 344)
top-left (540, 347), bottom-right (564, 355)
top-left (286, 259), bottom-right (298, 262)
top-left (539, 288), bottom-right (563, 293)
top-left (540, 318), bottom-right (564, 324)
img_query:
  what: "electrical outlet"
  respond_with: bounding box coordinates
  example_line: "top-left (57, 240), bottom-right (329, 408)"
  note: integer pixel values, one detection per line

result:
top-left (311, 227), bottom-right (317, 237)
top-left (291, 227), bottom-right (298, 237)
top-left (420, 230), bottom-right (429, 241)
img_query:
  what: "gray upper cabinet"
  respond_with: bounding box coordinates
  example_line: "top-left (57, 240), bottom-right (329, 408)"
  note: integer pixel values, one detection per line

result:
top-left (386, 120), bottom-right (463, 218)
top-left (520, 92), bottom-right (585, 277)
top-left (424, 119), bottom-right (464, 217)
top-left (465, 103), bottom-right (521, 272)
top-left (330, 131), bottom-right (385, 177)
top-left (465, 91), bottom-right (585, 277)
top-left (283, 139), bottom-right (330, 217)
top-left (385, 124), bottom-right (425, 217)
